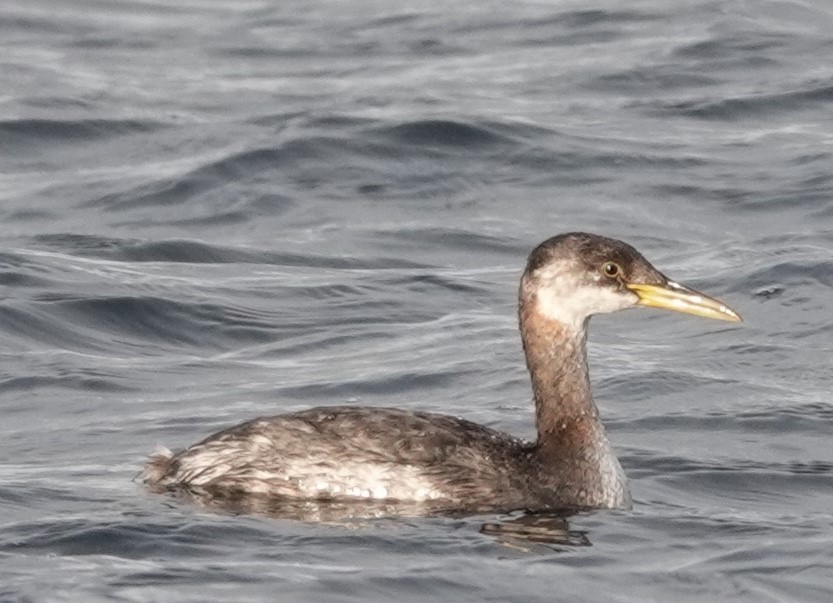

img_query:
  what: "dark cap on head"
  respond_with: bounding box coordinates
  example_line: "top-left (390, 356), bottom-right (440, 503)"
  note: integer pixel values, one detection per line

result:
top-left (524, 232), bottom-right (666, 286)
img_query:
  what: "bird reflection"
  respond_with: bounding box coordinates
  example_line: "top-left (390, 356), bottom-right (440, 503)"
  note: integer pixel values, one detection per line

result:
top-left (480, 511), bottom-right (591, 551)
top-left (151, 486), bottom-right (592, 550)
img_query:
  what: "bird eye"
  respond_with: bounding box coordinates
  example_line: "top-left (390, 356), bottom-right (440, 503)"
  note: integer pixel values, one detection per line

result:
top-left (602, 261), bottom-right (621, 278)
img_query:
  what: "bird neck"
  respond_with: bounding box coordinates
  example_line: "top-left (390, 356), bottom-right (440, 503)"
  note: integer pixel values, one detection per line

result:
top-left (518, 306), bottom-right (599, 444)
top-left (518, 298), bottom-right (630, 509)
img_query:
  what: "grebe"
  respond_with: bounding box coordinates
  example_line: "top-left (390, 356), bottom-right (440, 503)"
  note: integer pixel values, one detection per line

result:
top-left (142, 233), bottom-right (741, 514)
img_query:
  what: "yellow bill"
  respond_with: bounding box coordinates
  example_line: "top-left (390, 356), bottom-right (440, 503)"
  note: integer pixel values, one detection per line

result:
top-left (626, 281), bottom-right (742, 322)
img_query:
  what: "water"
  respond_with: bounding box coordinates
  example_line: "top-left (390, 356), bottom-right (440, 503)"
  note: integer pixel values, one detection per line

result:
top-left (1, 0), bottom-right (832, 600)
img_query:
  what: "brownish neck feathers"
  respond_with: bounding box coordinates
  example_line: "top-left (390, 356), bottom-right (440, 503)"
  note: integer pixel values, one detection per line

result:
top-left (518, 273), bottom-right (601, 451)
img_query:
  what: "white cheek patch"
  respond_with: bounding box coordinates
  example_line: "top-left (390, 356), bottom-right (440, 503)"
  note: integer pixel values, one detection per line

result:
top-left (533, 269), bottom-right (636, 328)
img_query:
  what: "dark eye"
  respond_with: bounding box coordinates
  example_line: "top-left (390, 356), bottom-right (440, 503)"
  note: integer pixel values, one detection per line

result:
top-left (602, 261), bottom-right (621, 278)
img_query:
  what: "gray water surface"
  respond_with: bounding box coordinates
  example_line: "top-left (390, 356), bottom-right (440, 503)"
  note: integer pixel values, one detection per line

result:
top-left (1, 0), bottom-right (832, 601)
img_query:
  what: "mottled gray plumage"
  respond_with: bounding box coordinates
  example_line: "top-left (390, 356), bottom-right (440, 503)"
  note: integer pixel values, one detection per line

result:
top-left (145, 406), bottom-right (546, 513)
top-left (143, 232), bottom-right (740, 515)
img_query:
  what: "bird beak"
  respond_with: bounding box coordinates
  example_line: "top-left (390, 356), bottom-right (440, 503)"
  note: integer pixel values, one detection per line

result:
top-left (625, 281), bottom-right (742, 322)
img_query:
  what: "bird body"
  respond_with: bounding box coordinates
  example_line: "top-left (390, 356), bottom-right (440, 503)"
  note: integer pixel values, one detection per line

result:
top-left (143, 233), bottom-right (740, 515)
top-left (144, 405), bottom-right (629, 512)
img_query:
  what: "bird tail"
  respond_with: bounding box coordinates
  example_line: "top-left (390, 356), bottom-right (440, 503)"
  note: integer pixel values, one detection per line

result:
top-left (139, 445), bottom-right (174, 485)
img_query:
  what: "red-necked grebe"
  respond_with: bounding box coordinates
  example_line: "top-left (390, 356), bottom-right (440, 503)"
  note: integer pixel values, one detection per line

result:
top-left (142, 232), bottom-right (741, 514)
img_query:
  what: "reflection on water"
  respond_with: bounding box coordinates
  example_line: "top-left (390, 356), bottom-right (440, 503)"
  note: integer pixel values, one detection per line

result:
top-left (150, 485), bottom-right (455, 522)
top-left (149, 483), bottom-right (591, 550)
top-left (480, 511), bottom-right (591, 551)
